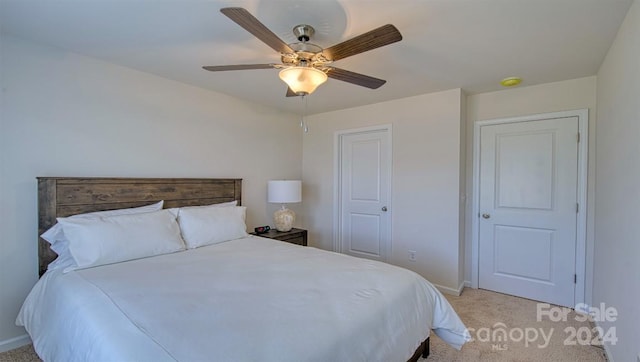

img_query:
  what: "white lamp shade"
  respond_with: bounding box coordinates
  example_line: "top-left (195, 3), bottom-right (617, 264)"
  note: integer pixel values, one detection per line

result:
top-left (278, 67), bottom-right (328, 95)
top-left (268, 180), bottom-right (302, 203)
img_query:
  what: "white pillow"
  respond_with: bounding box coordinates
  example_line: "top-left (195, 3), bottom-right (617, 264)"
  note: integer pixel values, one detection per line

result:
top-left (178, 205), bottom-right (248, 248)
top-left (42, 201), bottom-right (164, 247)
top-left (41, 201), bottom-right (164, 271)
top-left (57, 209), bottom-right (185, 270)
top-left (46, 248), bottom-right (77, 271)
top-left (166, 200), bottom-right (237, 218)
top-left (212, 200), bottom-right (238, 207)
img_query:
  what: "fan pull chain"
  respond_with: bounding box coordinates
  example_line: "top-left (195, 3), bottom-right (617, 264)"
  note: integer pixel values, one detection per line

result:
top-left (300, 95), bottom-right (309, 133)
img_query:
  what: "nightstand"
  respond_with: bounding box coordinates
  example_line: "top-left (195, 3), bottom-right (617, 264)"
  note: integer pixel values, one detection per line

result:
top-left (252, 228), bottom-right (308, 246)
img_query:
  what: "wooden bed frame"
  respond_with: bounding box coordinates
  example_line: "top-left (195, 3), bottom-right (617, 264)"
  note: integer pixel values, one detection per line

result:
top-left (36, 176), bottom-right (429, 360)
top-left (37, 177), bottom-right (242, 276)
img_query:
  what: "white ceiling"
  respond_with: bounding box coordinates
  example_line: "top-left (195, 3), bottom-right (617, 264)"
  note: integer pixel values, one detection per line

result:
top-left (0, 0), bottom-right (633, 115)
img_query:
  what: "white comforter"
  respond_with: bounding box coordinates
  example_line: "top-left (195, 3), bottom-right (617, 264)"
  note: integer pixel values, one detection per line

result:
top-left (18, 236), bottom-right (469, 362)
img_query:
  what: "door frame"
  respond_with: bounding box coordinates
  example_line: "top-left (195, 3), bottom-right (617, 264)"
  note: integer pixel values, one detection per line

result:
top-left (471, 109), bottom-right (589, 307)
top-left (333, 124), bottom-right (393, 257)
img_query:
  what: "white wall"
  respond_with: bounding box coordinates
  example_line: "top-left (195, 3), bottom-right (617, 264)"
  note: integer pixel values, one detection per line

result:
top-left (302, 89), bottom-right (465, 293)
top-left (0, 35), bottom-right (302, 348)
top-left (594, 1), bottom-right (640, 360)
top-left (464, 77), bottom-right (598, 300)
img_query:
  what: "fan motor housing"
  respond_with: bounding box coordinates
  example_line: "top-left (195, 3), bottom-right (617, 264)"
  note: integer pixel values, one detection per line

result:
top-left (292, 24), bottom-right (314, 42)
top-left (283, 25), bottom-right (326, 66)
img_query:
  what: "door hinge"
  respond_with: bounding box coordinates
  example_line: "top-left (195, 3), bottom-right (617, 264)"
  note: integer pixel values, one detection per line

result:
top-left (576, 203), bottom-right (579, 213)
top-left (577, 132), bottom-right (581, 143)
top-left (574, 274), bottom-right (577, 284)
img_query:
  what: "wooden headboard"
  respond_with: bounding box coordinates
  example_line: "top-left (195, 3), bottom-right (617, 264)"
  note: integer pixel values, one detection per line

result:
top-left (37, 177), bottom-right (242, 276)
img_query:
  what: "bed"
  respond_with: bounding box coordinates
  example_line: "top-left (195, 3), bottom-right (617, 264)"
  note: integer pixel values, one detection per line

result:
top-left (18, 177), bottom-right (469, 362)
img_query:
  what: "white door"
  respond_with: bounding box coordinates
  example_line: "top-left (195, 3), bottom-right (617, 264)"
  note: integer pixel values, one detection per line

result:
top-left (479, 117), bottom-right (578, 307)
top-left (337, 128), bottom-right (391, 262)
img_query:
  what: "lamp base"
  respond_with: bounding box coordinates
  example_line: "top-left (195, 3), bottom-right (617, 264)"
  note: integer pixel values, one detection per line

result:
top-left (274, 207), bottom-right (295, 232)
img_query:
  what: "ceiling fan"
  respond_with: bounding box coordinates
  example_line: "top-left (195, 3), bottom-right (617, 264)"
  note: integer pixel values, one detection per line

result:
top-left (203, 7), bottom-right (403, 97)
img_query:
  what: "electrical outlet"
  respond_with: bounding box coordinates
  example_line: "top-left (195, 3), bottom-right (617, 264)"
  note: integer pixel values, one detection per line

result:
top-left (408, 250), bottom-right (417, 262)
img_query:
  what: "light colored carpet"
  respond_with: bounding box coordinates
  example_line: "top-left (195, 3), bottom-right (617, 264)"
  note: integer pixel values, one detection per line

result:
top-left (426, 288), bottom-right (607, 361)
top-left (0, 288), bottom-right (607, 361)
top-left (0, 344), bottom-right (38, 362)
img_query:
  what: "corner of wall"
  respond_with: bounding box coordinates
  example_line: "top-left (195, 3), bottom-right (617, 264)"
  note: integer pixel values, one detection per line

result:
top-left (458, 90), bottom-right (468, 287)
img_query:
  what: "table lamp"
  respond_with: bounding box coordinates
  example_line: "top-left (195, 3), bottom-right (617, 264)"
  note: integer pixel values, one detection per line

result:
top-left (267, 180), bottom-right (302, 232)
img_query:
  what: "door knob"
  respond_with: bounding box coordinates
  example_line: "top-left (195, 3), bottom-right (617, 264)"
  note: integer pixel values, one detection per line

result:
top-left (381, 206), bottom-right (388, 212)
top-left (482, 213), bottom-right (491, 219)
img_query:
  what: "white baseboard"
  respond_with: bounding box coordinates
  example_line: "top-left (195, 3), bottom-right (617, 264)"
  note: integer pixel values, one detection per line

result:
top-left (433, 282), bottom-right (465, 296)
top-left (0, 334), bottom-right (31, 353)
top-left (464, 280), bottom-right (472, 288)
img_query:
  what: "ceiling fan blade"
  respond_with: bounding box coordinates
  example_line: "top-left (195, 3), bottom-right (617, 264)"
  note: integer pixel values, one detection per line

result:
top-left (202, 64), bottom-right (275, 72)
top-left (220, 7), bottom-right (293, 54)
top-left (323, 24), bottom-right (402, 62)
top-left (286, 87), bottom-right (298, 97)
top-left (326, 67), bottom-right (386, 89)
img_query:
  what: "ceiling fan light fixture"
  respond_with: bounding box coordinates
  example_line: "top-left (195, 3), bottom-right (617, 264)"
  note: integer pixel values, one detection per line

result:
top-left (207, 8), bottom-right (403, 97)
top-left (279, 67), bottom-right (328, 95)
